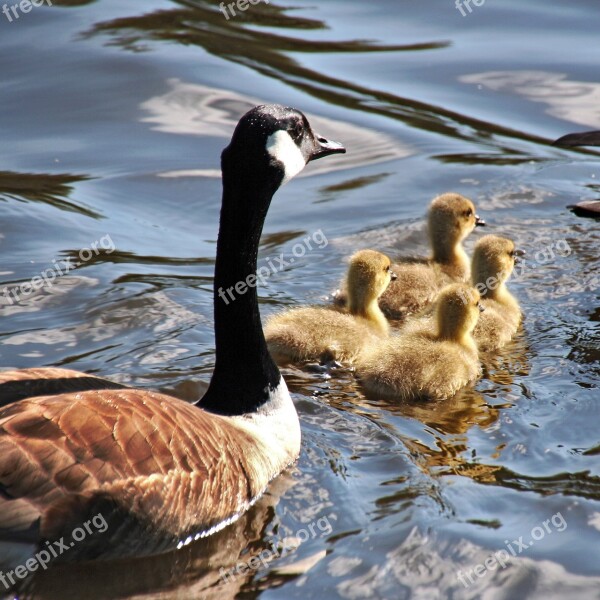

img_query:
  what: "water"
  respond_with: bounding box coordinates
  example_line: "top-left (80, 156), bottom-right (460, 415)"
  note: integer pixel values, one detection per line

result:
top-left (0, 0), bottom-right (599, 598)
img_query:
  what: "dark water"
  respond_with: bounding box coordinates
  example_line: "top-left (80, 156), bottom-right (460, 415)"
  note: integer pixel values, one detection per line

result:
top-left (0, 0), bottom-right (599, 598)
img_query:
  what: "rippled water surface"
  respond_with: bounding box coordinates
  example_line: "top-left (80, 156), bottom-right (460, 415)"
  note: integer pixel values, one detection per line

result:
top-left (1, 1), bottom-right (599, 598)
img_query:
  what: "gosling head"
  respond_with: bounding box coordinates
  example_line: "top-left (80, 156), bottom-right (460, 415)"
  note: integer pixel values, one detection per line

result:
top-left (346, 249), bottom-right (396, 314)
top-left (471, 235), bottom-right (522, 298)
top-left (222, 105), bottom-right (346, 188)
top-left (428, 193), bottom-right (485, 254)
top-left (435, 283), bottom-right (483, 342)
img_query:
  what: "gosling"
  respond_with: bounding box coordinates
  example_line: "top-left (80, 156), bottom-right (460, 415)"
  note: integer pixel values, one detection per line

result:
top-left (471, 234), bottom-right (523, 351)
top-left (379, 192), bottom-right (485, 319)
top-left (334, 193), bottom-right (485, 320)
top-left (356, 283), bottom-right (483, 400)
top-left (265, 250), bottom-right (395, 364)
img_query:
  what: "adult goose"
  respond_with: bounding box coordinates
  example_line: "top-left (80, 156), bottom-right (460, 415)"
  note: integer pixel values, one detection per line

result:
top-left (0, 105), bottom-right (345, 562)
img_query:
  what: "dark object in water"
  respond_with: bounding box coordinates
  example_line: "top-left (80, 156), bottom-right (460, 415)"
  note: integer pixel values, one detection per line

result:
top-left (553, 130), bottom-right (600, 147)
top-left (567, 200), bottom-right (600, 219)
top-left (553, 130), bottom-right (600, 218)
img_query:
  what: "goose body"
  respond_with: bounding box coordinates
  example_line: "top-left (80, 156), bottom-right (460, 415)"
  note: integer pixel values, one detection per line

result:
top-left (265, 250), bottom-right (394, 364)
top-left (356, 283), bottom-right (482, 400)
top-left (471, 235), bottom-right (522, 351)
top-left (0, 367), bottom-right (126, 407)
top-left (0, 105), bottom-right (345, 563)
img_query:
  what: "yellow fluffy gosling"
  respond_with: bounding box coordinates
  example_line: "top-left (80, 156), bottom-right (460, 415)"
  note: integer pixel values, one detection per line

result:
top-left (378, 193), bottom-right (485, 319)
top-left (265, 250), bottom-right (395, 364)
top-left (356, 283), bottom-right (483, 400)
top-left (471, 234), bottom-right (522, 351)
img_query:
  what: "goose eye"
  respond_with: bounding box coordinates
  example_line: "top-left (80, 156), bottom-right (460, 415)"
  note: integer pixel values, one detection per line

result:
top-left (385, 265), bottom-right (390, 272)
top-left (508, 250), bottom-right (515, 258)
top-left (464, 209), bottom-right (473, 217)
top-left (289, 121), bottom-right (304, 142)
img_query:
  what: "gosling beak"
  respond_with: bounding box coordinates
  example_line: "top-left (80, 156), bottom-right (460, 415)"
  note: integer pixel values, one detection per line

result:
top-left (478, 302), bottom-right (485, 313)
top-left (514, 248), bottom-right (525, 264)
top-left (475, 214), bottom-right (486, 227)
top-left (390, 270), bottom-right (398, 281)
top-left (308, 134), bottom-right (346, 162)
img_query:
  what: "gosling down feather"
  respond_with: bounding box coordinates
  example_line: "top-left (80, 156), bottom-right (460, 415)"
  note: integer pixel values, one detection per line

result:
top-left (0, 105), bottom-right (345, 562)
top-left (379, 193), bottom-right (485, 319)
top-left (334, 193), bottom-right (485, 320)
top-left (356, 283), bottom-right (483, 401)
top-left (265, 249), bottom-right (395, 364)
top-left (471, 234), bottom-right (522, 351)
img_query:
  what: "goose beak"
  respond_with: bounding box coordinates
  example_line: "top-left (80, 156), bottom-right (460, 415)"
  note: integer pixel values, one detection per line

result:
top-left (308, 134), bottom-right (346, 162)
top-left (475, 214), bottom-right (486, 227)
top-left (390, 270), bottom-right (398, 281)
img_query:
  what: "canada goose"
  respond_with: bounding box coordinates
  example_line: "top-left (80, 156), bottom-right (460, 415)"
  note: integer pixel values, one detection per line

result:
top-left (553, 130), bottom-right (600, 218)
top-left (334, 193), bottom-right (485, 320)
top-left (264, 249), bottom-right (395, 364)
top-left (0, 105), bottom-right (345, 562)
top-left (471, 234), bottom-right (522, 351)
top-left (356, 283), bottom-right (482, 400)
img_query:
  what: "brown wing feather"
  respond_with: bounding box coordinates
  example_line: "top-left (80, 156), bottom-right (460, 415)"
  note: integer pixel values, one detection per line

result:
top-left (0, 367), bottom-right (127, 407)
top-left (0, 389), bottom-right (275, 559)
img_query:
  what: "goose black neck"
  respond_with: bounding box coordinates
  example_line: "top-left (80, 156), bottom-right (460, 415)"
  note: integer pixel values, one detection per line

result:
top-left (200, 150), bottom-right (283, 416)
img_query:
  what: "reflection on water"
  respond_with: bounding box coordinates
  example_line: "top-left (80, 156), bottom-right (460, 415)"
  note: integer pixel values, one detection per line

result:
top-left (85, 0), bottom-right (561, 157)
top-left (461, 71), bottom-right (600, 129)
top-left (1, 0), bottom-right (600, 598)
top-left (0, 171), bottom-right (96, 217)
top-left (142, 79), bottom-right (412, 177)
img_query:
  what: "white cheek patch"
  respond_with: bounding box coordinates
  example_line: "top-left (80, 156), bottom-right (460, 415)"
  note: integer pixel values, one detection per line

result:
top-left (266, 130), bottom-right (306, 185)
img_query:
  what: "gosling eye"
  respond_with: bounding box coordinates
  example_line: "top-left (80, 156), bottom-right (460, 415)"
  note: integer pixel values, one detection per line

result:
top-left (384, 265), bottom-right (390, 272)
top-left (464, 209), bottom-right (473, 218)
top-left (508, 250), bottom-right (515, 258)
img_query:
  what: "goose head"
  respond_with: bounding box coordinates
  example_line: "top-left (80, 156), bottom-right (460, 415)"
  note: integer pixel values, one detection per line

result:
top-left (436, 283), bottom-right (482, 342)
top-left (347, 249), bottom-right (396, 313)
top-left (471, 234), bottom-right (521, 298)
top-left (222, 104), bottom-right (346, 191)
top-left (205, 105), bottom-right (345, 416)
